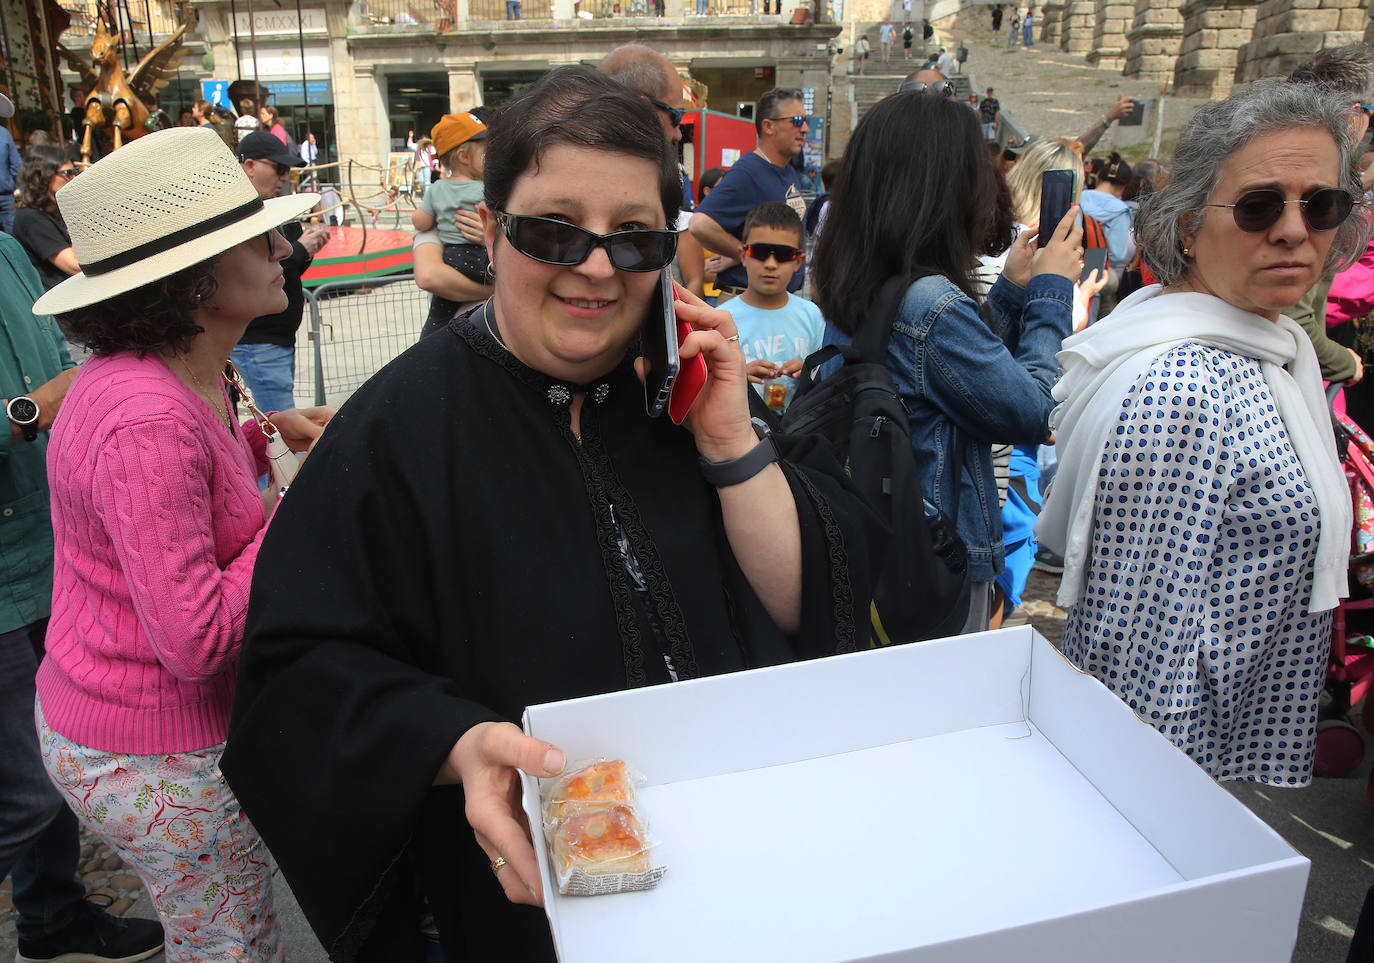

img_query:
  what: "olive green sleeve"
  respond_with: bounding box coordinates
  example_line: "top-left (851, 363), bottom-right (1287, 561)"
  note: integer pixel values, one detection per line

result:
top-left (1291, 277), bottom-right (1356, 383)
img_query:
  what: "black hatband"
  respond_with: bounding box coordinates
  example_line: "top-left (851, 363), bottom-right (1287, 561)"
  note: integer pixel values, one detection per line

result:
top-left (80, 197), bottom-right (265, 277)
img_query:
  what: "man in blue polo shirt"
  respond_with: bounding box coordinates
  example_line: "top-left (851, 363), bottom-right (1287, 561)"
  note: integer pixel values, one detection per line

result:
top-left (690, 87), bottom-right (809, 301)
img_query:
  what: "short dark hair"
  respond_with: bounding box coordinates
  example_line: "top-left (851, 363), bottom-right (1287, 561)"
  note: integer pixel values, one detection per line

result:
top-left (820, 159), bottom-right (841, 190)
top-left (484, 66), bottom-right (681, 224)
top-left (756, 87), bottom-right (805, 135)
top-left (742, 201), bottom-right (803, 245)
top-left (57, 260), bottom-right (218, 358)
top-left (699, 167), bottom-right (726, 194)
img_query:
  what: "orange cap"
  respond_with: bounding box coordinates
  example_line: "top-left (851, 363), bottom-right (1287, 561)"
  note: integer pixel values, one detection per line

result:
top-left (431, 112), bottom-right (488, 157)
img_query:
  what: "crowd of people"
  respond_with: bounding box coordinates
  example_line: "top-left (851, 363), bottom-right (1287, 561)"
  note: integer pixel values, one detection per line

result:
top-left (4, 31), bottom-right (1374, 963)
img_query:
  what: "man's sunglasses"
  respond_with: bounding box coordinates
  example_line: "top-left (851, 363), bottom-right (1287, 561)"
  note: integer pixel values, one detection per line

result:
top-left (495, 211), bottom-right (678, 272)
top-left (649, 98), bottom-right (685, 128)
top-left (743, 242), bottom-right (801, 263)
top-left (768, 115), bottom-right (807, 128)
top-left (1206, 187), bottom-right (1354, 234)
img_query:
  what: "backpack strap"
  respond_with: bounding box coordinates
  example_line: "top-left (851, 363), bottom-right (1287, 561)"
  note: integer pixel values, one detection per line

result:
top-left (850, 275), bottom-right (910, 363)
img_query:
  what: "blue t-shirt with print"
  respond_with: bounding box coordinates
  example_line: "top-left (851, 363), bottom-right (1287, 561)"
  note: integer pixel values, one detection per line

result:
top-left (696, 151), bottom-right (808, 292)
top-left (724, 292), bottom-right (824, 409)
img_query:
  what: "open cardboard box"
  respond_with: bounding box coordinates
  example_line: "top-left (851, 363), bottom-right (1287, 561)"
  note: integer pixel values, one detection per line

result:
top-left (520, 626), bottom-right (1308, 962)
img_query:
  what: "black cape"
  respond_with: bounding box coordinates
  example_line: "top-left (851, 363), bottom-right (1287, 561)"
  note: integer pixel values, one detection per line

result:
top-left (221, 311), bottom-right (882, 960)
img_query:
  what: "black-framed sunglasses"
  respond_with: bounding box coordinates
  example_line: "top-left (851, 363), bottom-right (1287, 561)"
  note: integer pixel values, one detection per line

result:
top-left (743, 242), bottom-right (801, 263)
top-left (494, 211), bottom-right (679, 272)
top-left (54, 167), bottom-right (77, 181)
top-left (768, 115), bottom-right (807, 128)
top-left (1206, 187), bottom-right (1354, 234)
top-left (649, 98), bottom-right (685, 128)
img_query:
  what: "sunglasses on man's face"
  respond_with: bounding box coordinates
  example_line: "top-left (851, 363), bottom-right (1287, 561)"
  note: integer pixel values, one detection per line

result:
top-left (769, 115), bottom-right (807, 128)
top-left (649, 98), bottom-right (685, 128)
top-left (495, 211), bottom-right (678, 272)
top-left (743, 242), bottom-right (801, 263)
top-left (1206, 187), bottom-right (1354, 234)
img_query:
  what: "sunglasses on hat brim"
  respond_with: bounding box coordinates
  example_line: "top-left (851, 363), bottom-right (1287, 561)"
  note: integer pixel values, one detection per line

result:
top-left (1206, 187), bottom-right (1353, 234)
top-left (495, 211), bottom-right (678, 272)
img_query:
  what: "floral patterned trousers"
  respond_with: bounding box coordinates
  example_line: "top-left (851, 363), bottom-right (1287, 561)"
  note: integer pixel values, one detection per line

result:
top-left (36, 699), bottom-right (281, 962)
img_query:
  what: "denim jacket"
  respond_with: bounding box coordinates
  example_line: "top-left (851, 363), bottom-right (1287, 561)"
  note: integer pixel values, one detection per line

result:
top-left (823, 272), bottom-right (1073, 581)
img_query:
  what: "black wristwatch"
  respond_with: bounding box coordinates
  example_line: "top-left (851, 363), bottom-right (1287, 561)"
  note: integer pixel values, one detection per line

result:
top-left (6, 395), bottom-right (39, 442)
top-left (699, 418), bottom-right (779, 487)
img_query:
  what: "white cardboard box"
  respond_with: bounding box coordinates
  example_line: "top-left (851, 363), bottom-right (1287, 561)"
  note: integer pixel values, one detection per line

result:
top-left (520, 626), bottom-right (1308, 962)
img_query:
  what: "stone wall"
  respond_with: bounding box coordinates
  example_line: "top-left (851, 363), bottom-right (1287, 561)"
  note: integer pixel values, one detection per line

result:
top-left (1173, 0), bottom-right (1259, 96)
top-left (1040, 0), bottom-right (1065, 44)
top-left (1059, 0), bottom-right (1096, 51)
top-left (1122, 0), bottom-right (1184, 80)
top-left (1086, 0), bottom-right (1133, 69)
top-left (1234, 0), bottom-right (1366, 83)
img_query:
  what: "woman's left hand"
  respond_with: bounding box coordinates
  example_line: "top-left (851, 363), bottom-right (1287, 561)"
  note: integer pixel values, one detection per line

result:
top-left (646, 282), bottom-right (757, 463)
top-left (271, 406), bottom-right (336, 453)
top-left (1072, 268), bottom-right (1109, 332)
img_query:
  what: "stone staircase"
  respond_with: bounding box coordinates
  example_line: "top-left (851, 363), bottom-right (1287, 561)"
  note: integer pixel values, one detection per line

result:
top-left (845, 60), bottom-right (974, 128)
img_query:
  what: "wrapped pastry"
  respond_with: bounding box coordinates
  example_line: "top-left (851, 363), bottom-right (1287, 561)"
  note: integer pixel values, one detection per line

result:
top-left (542, 759), bottom-right (667, 896)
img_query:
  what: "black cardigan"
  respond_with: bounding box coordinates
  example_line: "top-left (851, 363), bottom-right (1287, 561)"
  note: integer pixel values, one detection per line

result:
top-left (221, 311), bottom-right (882, 961)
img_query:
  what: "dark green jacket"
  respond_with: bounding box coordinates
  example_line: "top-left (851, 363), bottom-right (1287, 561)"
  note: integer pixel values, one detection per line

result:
top-left (1290, 274), bottom-right (1355, 383)
top-left (0, 231), bottom-right (76, 634)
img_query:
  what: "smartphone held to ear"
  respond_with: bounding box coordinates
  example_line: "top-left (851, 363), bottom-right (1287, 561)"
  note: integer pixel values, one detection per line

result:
top-left (1038, 168), bottom-right (1078, 247)
top-left (642, 268), bottom-right (708, 425)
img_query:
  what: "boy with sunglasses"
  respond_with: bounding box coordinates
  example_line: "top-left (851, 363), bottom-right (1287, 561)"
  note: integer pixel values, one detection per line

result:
top-left (723, 202), bottom-right (823, 413)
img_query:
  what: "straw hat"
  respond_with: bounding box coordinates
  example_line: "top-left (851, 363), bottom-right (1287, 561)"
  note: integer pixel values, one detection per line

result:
top-left (33, 126), bottom-right (319, 316)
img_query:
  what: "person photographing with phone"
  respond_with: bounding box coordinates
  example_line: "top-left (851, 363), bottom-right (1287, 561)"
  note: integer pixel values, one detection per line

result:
top-left (813, 88), bottom-right (1081, 634)
top-left (220, 66), bottom-right (881, 959)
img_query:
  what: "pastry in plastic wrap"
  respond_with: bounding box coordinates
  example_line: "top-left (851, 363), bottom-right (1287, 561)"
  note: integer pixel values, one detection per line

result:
top-left (542, 759), bottom-right (667, 896)
top-left (544, 759), bottom-right (635, 819)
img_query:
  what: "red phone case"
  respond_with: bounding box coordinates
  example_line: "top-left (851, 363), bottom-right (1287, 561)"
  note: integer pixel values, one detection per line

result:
top-left (668, 319), bottom-right (708, 425)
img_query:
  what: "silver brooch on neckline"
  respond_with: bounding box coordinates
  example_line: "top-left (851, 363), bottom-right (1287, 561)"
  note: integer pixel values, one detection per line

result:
top-left (593, 383), bottom-right (611, 404)
top-left (547, 384), bottom-right (571, 406)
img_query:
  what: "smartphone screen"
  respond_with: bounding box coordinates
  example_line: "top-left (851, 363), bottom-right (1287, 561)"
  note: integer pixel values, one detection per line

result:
top-left (642, 267), bottom-right (679, 417)
top-left (1039, 168), bottom-right (1076, 248)
top-left (1080, 248), bottom-right (1109, 325)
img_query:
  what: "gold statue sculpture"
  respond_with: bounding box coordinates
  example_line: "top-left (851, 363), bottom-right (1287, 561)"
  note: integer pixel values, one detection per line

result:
top-left (58, 1), bottom-right (198, 163)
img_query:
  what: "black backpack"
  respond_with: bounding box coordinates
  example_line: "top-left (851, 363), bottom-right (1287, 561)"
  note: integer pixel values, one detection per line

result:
top-left (781, 276), bottom-right (972, 645)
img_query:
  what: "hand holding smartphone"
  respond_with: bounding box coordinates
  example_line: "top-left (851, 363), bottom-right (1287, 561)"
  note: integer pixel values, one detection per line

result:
top-left (642, 268), bottom-right (708, 424)
top-left (1038, 168), bottom-right (1078, 248)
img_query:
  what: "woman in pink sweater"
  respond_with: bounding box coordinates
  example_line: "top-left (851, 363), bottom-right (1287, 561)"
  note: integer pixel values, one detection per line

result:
top-left (30, 127), bottom-right (333, 962)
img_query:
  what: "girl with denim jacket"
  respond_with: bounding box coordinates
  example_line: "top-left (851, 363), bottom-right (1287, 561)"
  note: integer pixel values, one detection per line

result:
top-left (813, 90), bottom-right (1081, 632)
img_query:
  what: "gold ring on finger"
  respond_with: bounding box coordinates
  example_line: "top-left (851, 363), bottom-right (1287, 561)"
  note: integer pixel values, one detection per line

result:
top-left (490, 855), bottom-right (508, 874)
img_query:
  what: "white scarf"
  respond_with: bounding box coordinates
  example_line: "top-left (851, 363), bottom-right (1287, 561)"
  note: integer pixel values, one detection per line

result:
top-left (1036, 285), bottom-right (1350, 613)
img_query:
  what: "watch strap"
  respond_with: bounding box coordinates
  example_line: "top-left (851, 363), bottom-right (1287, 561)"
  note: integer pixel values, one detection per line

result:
top-left (699, 431), bottom-right (779, 487)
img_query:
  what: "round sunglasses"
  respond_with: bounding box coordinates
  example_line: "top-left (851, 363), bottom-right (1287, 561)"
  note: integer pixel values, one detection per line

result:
top-left (1206, 187), bottom-right (1353, 234)
top-left (495, 211), bottom-right (678, 272)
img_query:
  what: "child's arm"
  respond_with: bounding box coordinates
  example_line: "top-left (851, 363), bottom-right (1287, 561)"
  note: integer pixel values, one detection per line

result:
top-left (412, 209), bottom-right (436, 231)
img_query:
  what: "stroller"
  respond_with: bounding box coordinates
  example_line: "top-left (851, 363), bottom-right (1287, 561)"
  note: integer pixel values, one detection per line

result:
top-left (1316, 397), bottom-right (1374, 801)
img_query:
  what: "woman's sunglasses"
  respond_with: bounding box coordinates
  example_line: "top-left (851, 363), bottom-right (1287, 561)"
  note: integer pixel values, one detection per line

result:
top-left (54, 167), bottom-right (77, 181)
top-left (495, 212), bottom-right (678, 272)
top-left (743, 242), bottom-right (801, 263)
top-left (1207, 187), bottom-right (1353, 234)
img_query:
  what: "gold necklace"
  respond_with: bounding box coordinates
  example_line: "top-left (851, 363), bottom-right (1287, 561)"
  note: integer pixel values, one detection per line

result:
top-left (178, 356), bottom-right (233, 431)
top-left (483, 299), bottom-right (509, 352)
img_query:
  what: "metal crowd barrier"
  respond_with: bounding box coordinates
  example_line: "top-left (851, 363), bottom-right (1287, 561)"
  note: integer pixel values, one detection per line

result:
top-left (297, 275), bottom-right (430, 407)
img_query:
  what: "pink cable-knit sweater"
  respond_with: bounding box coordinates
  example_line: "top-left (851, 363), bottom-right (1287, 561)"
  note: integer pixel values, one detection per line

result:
top-left (37, 351), bottom-right (272, 754)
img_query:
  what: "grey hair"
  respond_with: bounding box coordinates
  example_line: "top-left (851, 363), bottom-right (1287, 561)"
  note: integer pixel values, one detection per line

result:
top-left (1136, 78), bottom-right (1373, 286)
top-left (596, 44), bottom-right (675, 100)
top-left (1289, 41), bottom-right (1374, 103)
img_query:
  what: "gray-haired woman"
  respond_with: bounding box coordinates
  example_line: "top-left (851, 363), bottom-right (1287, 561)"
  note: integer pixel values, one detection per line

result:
top-left (1038, 78), bottom-right (1373, 787)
